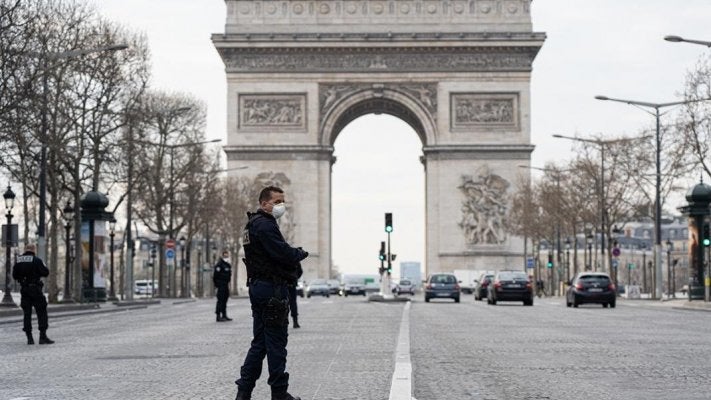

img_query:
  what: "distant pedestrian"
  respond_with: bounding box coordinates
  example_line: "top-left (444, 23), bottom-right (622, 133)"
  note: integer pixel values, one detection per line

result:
top-left (235, 186), bottom-right (308, 400)
top-left (287, 264), bottom-right (303, 329)
top-left (12, 243), bottom-right (53, 345)
top-left (214, 249), bottom-right (233, 322)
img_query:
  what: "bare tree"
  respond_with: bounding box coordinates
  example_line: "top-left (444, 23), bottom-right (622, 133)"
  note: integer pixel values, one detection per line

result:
top-left (681, 52), bottom-right (711, 178)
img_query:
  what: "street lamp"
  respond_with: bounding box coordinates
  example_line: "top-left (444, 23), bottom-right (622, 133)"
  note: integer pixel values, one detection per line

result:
top-left (594, 95), bottom-right (709, 299)
top-left (34, 44), bottom-right (128, 264)
top-left (2, 185), bottom-right (17, 307)
top-left (565, 237), bottom-right (572, 283)
top-left (666, 239), bottom-right (673, 299)
top-left (108, 217), bottom-right (117, 301)
top-left (179, 235), bottom-right (187, 298)
top-left (664, 35), bottom-right (711, 47)
top-left (585, 233), bottom-right (594, 271)
top-left (61, 201), bottom-right (74, 303)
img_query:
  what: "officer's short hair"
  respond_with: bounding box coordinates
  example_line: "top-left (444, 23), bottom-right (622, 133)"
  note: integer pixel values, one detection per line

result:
top-left (25, 243), bottom-right (36, 253)
top-left (259, 186), bottom-right (283, 203)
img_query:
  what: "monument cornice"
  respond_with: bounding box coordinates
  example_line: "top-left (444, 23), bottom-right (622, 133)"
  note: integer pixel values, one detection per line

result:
top-left (224, 145), bottom-right (335, 161)
top-left (423, 144), bottom-right (535, 160)
top-left (212, 31), bottom-right (546, 44)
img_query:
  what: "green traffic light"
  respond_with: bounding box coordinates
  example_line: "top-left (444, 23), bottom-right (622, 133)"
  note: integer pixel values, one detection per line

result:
top-left (547, 262), bottom-right (553, 268)
top-left (385, 226), bottom-right (393, 233)
top-left (704, 238), bottom-right (711, 247)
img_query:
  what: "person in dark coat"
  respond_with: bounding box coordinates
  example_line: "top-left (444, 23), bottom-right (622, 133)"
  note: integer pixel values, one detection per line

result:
top-left (287, 264), bottom-right (303, 329)
top-left (214, 249), bottom-right (233, 322)
top-left (235, 186), bottom-right (308, 400)
top-left (12, 243), bottom-right (53, 345)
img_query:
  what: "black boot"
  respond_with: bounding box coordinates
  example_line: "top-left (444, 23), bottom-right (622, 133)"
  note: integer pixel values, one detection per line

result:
top-left (292, 316), bottom-right (300, 329)
top-left (39, 331), bottom-right (54, 345)
top-left (222, 313), bottom-right (233, 321)
top-left (26, 332), bottom-right (34, 345)
top-left (272, 392), bottom-right (300, 400)
top-left (217, 314), bottom-right (226, 322)
top-left (235, 389), bottom-right (251, 400)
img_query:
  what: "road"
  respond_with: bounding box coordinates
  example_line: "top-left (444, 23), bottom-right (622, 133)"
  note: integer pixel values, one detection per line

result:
top-left (1, 294), bottom-right (710, 399)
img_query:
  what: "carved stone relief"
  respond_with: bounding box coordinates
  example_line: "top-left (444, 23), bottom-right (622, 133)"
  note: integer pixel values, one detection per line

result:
top-left (458, 167), bottom-right (510, 245)
top-left (221, 48), bottom-right (537, 74)
top-left (451, 93), bottom-right (519, 131)
top-left (239, 94), bottom-right (306, 130)
top-left (319, 82), bottom-right (437, 129)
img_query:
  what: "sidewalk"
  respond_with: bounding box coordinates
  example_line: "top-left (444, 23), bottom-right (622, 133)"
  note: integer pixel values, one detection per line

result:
top-left (619, 296), bottom-right (711, 312)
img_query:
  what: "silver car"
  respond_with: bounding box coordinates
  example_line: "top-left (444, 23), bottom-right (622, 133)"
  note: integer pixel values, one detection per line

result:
top-left (394, 279), bottom-right (416, 295)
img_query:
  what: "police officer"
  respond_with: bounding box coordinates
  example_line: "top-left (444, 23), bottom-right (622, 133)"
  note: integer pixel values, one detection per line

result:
top-left (12, 243), bottom-right (54, 345)
top-left (214, 249), bottom-right (233, 322)
top-left (235, 186), bottom-right (308, 400)
top-left (287, 266), bottom-right (302, 329)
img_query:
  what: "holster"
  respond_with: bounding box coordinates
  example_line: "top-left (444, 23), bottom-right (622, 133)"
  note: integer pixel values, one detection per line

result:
top-left (263, 296), bottom-right (289, 328)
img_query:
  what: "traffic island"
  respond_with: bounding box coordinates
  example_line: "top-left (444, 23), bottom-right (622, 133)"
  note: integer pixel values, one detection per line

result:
top-left (368, 293), bottom-right (411, 303)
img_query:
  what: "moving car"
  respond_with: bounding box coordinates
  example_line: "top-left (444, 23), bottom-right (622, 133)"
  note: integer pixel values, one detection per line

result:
top-left (487, 271), bottom-right (533, 306)
top-left (342, 280), bottom-right (366, 296)
top-left (393, 279), bottom-right (416, 295)
top-left (424, 273), bottom-right (460, 303)
top-left (566, 272), bottom-right (616, 308)
top-left (474, 273), bottom-right (495, 301)
top-left (306, 279), bottom-right (330, 298)
top-left (327, 279), bottom-right (341, 295)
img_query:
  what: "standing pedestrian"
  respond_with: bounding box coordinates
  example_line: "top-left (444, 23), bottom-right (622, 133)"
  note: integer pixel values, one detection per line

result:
top-left (12, 243), bottom-right (54, 345)
top-left (235, 186), bottom-right (308, 400)
top-left (214, 249), bottom-right (233, 322)
top-left (287, 264), bottom-right (303, 329)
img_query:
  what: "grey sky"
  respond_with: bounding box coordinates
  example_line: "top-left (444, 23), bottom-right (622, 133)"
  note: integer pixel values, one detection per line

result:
top-left (91, 0), bottom-right (711, 276)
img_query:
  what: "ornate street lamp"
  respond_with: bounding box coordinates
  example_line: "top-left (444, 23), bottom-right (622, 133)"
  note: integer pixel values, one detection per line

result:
top-left (61, 201), bottom-right (74, 303)
top-left (108, 217), bottom-right (117, 301)
top-left (1, 185), bottom-right (17, 307)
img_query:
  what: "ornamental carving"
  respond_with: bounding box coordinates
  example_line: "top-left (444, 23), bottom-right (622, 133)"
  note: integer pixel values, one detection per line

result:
top-left (239, 94), bottom-right (306, 130)
top-left (221, 48), bottom-right (536, 74)
top-left (451, 93), bottom-right (519, 131)
top-left (458, 168), bottom-right (510, 245)
top-left (318, 82), bottom-right (436, 131)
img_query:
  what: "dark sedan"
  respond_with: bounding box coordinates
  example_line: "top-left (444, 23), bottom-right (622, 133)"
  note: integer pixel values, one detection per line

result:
top-left (474, 273), bottom-right (495, 301)
top-left (566, 272), bottom-right (616, 308)
top-left (424, 273), bottom-right (460, 303)
top-left (487, 271), bottom-right (533, 306)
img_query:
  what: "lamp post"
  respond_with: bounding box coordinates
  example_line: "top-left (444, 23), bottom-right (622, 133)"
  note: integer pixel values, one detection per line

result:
top-left (666, 239), bottom-right (673, 298)
top-left (565, 237), bottom-right (571, 284)
top-left (594, 96), bottom-right (709, 299)
top-left (641, 245), bottom-right (648, 294)
top-left (108, 218), bottom-right (117, 301)
top-left (179, 235), bottom-right (186, 298)
top-left (2, 185), bottom-right (17, 307)
top-left (61, 201), bottom-right (74, 303)
top-left (664, 35), bottom-right (711, 47)
top-left (586, 233), bottom-right (594, 271)
top-left (150, 243), bottom-right (157, 298)
top-left (33, 44), bottom-right (128, 264)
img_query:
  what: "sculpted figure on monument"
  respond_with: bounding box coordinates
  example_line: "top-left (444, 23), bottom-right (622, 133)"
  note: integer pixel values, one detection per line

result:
top-left (458, 170), bottom-right (510, 245)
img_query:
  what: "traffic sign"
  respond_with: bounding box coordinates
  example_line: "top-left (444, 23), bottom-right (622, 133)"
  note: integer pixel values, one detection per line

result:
top-left (526, 258), bottom-right (534, 269)
top-left (612, 247), bottom-right (620, 257)
top-left (166, 238), bottom-right (176, 249)
top-left (166, 249), bottom-right (175, 259)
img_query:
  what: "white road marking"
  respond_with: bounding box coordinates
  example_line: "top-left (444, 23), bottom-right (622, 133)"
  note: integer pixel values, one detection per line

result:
top-left (389, 301), bottom-right (413, 400)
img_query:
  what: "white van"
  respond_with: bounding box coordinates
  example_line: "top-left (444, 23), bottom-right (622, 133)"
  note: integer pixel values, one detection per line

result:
top-left (134, 280), bottom-right (157, 295)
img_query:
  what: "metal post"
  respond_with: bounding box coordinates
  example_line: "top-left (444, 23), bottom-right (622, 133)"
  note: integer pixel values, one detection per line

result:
top-left (109, 229), bottom-right (116, 301)
top-left (654, 108), bottom-right (663, 300)
top-left (151, 244), bottom-right (156, 298)
top-left (667, 246), bottom-right (672, 298)
top-left (124, 118), bottom-right (134, 301)
top-left (642, 249), bottom-right (647, 293)
top-left (37, 68), bottom-right (48, 264)
top-left (61, 220), bottom-right (73, 303)
top-left (88, 219), bottom-right (95, 303)
top-left (180, 242), bottom-right (186, 298)
top-left (2, 207), bottom-right (17, 307)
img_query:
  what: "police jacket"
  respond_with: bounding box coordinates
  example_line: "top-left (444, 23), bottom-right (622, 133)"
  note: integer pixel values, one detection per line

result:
top-left (213, 258), bottom-right (232, 286)
top-left (242, 209), bottom-right (308, 284)
top-left (12, 251), bottom-right (49, 287)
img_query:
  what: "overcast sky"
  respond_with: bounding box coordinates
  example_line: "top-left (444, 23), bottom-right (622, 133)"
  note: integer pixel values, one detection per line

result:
top-left (91, 0), bottom-right (711, 276)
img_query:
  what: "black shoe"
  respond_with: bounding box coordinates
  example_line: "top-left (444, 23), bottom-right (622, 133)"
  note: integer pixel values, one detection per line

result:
top-left (235, 390), bottom-right (252, 400)
top-left (222, 315), bottom-right (233, 321)
top-left (39, 335), bottom-right (54, 345)
top-left (272, 392), bottom-right (300, 400)
top-left (217, 316), bottom-right (227, 322)
top-left (292, 318), bottom-right (300, 329)
top-left (26, 334), bottom-right (34, 345)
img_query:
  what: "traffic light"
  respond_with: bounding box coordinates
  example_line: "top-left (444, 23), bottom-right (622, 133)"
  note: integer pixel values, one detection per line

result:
top-left (150, 244), bottom-right (157, 259)
top-left (703, 224), bottom-right (710, 247)
top-left (379, 241), bottom-right (385, 261)
top-left (547, 254), bottom-right (553, 269)
top-left (385, 213), bottom-right (393, 233)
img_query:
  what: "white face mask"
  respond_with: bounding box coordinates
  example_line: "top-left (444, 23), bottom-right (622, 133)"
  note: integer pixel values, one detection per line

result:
top-left (271, 203), bottom-right (286, 219)
top-left (222, 257), bottom-right (231, 264)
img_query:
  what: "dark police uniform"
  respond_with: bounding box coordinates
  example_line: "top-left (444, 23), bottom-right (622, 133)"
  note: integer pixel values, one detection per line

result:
top-left (12, 249), bottom-right (52, 345)
top-left (213, 257), bottom-right (233, 321)
top-left (287, 264), bottom-right (303, 328)
top-left (236, 209), bottom-right (308, 400)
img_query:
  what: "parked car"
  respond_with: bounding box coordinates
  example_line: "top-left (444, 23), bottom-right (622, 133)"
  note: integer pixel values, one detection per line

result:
top-left (566, 272), bottom-right (616, 308)
top-left (341, 281), bottom-right (366, 296)
top-left (487, 271), bottom-right (533, 306)
top-left (296, 280), bottom-right (305, 297)
top-left (424, 273), bottom-right (460, 303)
top-left (327, 279), bottom-right (341, 295)
top-left (393, 279), bottom-right (416, 295)
top-left (474, 273), bottom-right (495, 301)
top-left (134, 279), bottom-right (156, 296)
top-left (306, 279), bottom-right (330, 298)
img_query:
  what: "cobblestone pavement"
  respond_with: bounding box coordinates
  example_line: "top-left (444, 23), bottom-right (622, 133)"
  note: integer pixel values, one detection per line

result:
top-left (2, 294), bottom-right (711, 400)
top-left (411, 295), bottom-right (711, 400)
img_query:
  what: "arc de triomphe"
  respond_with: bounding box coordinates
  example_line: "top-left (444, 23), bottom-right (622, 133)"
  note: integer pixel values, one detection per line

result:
top-left (213, 0), bottom-right (545, 283)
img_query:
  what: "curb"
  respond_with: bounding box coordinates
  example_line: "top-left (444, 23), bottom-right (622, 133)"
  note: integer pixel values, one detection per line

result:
top-left (0, 305), bottom-right (149, 325)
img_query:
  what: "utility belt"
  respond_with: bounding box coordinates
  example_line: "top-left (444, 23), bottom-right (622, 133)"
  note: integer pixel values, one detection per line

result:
top-left (21, 282), bottom-right (43, 288)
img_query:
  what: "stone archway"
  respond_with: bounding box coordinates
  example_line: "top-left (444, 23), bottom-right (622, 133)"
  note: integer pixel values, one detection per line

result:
top-left (214, 0), bottom-right (545, 282)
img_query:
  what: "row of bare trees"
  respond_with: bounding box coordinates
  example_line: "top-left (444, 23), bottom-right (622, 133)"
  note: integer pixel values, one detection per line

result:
top-left (509, 50), bottom-right (711, 284)
top-left (0, 0), bottom-right (259, 302)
